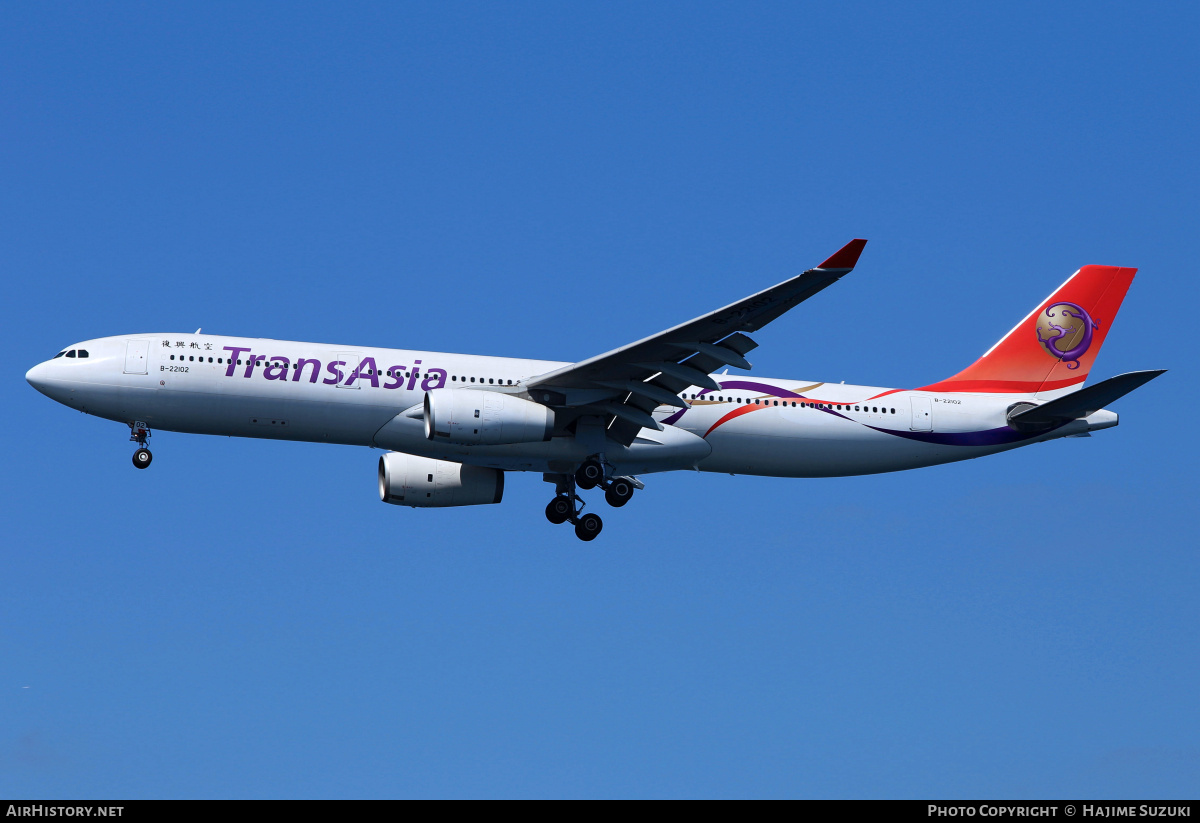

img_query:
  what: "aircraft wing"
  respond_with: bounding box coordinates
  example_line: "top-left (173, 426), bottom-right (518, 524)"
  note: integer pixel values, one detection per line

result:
top-left (525, 239), bottom-right (868, 445)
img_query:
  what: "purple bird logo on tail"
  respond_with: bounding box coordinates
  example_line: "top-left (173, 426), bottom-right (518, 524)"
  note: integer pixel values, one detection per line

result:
top-left (1035, 302), bottom-right (1099, 369)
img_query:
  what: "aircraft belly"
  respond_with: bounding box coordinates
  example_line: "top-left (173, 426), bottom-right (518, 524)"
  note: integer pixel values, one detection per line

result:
top-left (87, 377), bottom-right (405, 447)
top-left (372, 414), bottom-right (711, 474)
top-left (699, 418), bottom-right (979, 477)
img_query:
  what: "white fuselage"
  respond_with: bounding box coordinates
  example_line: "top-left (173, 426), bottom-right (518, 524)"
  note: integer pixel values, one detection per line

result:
top-left (26, 333), bottom-right (1116, 479)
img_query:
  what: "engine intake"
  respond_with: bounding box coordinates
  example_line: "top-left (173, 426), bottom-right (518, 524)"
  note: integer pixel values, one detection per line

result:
top-left (424, 388), bottom-right (554, 446)
top-left (378, 453), bottom-right (504, 508)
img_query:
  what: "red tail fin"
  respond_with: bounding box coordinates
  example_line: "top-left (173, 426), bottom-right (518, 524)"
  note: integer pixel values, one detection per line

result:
top-left (920, 265), bottom-right (1136, 395)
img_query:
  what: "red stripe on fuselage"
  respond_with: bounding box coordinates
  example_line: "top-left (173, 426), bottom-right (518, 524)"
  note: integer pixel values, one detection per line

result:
top-left (916, 375), bottom-right (1086, 393)
top-left (703, 403), bottom-right (765, 438)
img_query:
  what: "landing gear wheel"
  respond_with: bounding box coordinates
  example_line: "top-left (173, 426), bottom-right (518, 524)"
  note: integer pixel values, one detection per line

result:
top-left (575, 459), bottom-right (604, 490)
top-left (132, 448), bottom-right (153, 469)
top-left (545, 496), bottom-right (573, 525)
top-left (604, 478), bottom-right (634, 508)
top-left (575, 512), bottom-right (603, 541)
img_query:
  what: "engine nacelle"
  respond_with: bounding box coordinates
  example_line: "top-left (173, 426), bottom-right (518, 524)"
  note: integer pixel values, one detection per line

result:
top-left (424, 388), bottom-right (554, 446)
top-left (378, 453), bottom-right (504, 508)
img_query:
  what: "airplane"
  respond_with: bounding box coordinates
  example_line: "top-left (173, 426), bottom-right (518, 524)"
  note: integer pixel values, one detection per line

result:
top-left (25, 240), bottom-right (1164, 541)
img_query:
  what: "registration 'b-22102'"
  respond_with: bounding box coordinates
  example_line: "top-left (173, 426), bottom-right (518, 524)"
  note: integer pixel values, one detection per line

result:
top-left (26, 240), bottom-right (1164, 540)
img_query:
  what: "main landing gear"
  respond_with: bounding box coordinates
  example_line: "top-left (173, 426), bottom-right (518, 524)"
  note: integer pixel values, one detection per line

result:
top-left (544, 482), bottom-right (603, 541)
top-left (545, 457), bottom-right (641, 541)
top-left (129, 422), bottom-right (153, 469)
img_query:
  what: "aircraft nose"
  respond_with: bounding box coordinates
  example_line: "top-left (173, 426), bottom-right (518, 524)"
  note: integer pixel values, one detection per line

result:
top-left (26, 361), bottom-right (50, 393)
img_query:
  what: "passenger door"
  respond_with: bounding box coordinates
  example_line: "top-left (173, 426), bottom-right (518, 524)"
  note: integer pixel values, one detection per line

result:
top-left (335, 352), bottom-right (361, 389)
top-left (124, 340), bottom-right (150, 374)
top-left (910, 396), bottom-right (933, 431)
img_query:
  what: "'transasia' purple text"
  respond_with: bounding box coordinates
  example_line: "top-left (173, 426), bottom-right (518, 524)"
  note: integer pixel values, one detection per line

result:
top-left (222, 347), bottom-right (447, 391)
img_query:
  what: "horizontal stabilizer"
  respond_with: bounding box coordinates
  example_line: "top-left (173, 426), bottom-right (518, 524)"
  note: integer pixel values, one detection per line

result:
top-left (1010, 369), bottom-right (1165, 426)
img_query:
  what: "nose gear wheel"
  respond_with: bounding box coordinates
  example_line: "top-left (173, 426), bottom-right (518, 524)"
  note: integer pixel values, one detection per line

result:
top-left (129, 423), bottom-right (153, 469)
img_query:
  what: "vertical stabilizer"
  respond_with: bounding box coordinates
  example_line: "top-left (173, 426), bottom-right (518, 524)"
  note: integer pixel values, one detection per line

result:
top-left (920, 265), bottom-right (1136, 397)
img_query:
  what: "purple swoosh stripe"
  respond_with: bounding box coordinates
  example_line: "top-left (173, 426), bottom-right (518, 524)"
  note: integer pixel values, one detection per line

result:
top-left (700, 380), bottom-right (804, 399)
top-left (864, 423), bottom-right (1069, 447)
top-left (661, 408), bottom-right (687, 426)
top-left (664, 390), bottom-right (1064, 447)
top-left (662, 380), bottom-right (802, 426)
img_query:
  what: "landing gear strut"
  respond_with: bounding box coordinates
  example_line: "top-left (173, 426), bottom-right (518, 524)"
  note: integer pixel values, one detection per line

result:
top-left (544, 460), bottom-right (644, 540)
top-left (129, 422), bottom-right (153, 469)
top-left (543, 473), bottom-right (604, 541)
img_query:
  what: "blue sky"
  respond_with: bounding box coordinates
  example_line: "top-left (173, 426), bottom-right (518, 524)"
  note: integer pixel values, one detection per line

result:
top-left (2, 2), bottom-right (1196, 798)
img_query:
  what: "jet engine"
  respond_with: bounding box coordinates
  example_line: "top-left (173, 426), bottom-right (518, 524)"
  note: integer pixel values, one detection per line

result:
top-left (424, 388), bottom-right (554, 446)
top-left (378, 452), bottom-right (504, 508)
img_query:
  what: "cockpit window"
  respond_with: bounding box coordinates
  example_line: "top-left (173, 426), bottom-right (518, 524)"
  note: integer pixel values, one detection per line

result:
top-left (66, 350), bottom-right (77, 358)
top-left (53, 350), bottom-right (67, 358)
top-left (78, 350), bottom-right (89, 358)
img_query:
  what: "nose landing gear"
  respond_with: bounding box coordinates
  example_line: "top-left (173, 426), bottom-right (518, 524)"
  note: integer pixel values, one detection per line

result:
top-left (129, 422), bottom-right (153, 469)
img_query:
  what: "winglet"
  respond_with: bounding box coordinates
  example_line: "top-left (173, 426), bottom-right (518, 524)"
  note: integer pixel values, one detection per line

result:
top-left (817, 238), bottom-right (868, 270)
